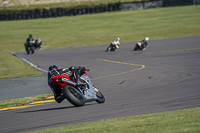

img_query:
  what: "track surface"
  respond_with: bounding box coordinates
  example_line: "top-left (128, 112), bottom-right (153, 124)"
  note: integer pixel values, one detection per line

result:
top-left (0, 36), bottom-right (200, 133)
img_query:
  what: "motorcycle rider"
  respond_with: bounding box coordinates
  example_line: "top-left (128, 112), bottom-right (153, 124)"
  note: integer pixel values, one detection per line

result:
top-left (140, 37), bottom-right (149, 50)
top-left (48, 65), bottom-right (86, 103)
top-left (35, 37), bottom-right (42, 49)
top-left (24, 34), bottom-right (35, 47)
top-left (111, 37), bottom-right (121, 51)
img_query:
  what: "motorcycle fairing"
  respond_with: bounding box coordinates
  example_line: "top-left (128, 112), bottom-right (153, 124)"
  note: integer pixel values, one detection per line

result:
top-left (81, 74), bottom-right (97, 101)
top-left (51, 74), bottom-right (70, 88)
top-left (136, 42), bottom-right (142, 46)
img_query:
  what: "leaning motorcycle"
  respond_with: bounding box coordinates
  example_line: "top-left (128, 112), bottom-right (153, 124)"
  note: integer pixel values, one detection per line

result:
top-left (25, 41), bottom-right (35, 54)
top-left (51, 66), bottom-right (105, 107)
top-left (106, 43), bottom-right (119, 52)
top-left (134, 37), bottom-right (149, 51)
top-left (133, 42), bottom-right (148, 51)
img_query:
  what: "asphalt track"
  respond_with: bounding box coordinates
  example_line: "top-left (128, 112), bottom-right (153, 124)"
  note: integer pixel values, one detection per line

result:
top-left (0, 36), bottom-right (200, 133)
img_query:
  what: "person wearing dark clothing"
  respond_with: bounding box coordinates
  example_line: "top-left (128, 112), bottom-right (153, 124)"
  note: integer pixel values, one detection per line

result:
top-left (141, 37), bottom-right (149, 49)
top-left (48, 65), bottom-right (69, 103)
top-left (47, 65), bottom-right (86, 103)
top-left (25, 34), bottom-right (35, 47)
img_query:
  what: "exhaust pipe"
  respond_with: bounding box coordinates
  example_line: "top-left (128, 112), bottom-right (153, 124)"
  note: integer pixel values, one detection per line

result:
top-left (59, 77), bottom-right (77, 86)
top-left (58, 77), bottom-right (87, 86)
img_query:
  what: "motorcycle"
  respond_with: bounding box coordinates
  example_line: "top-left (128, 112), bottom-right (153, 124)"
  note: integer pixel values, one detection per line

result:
top-left (24, 41), bottom-right (41, 55)
top-left (34, 37), bottom-right (42, 51)
top-left (24, 41), bottom-right (35, 55)
top-left (34, 43), bottom-right (41, 51)
top-left (133, 37), bottom-right (149, 51)
top-left (133, 42), bottom-right (147, 51)
top-left (106, 42), bottom-right (120, 52)
top-left (51, 66), bottom-right (105, 107)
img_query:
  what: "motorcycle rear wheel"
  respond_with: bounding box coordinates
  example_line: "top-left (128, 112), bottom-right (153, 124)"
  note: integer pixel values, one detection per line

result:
top-left (62, 85), bottom-right (85, 107)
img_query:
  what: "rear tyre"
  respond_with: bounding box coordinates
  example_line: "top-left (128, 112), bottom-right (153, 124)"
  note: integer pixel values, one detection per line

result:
top-left (62, 85), bottom-right (85, 107)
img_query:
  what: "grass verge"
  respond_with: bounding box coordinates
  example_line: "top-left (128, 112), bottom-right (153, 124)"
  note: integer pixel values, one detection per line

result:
top-left (0, 5), bottom-right (200, 79)
top-left (0, 94), bottom-right (52, 109)
top-left (25, 107), bottom-right (200, 133)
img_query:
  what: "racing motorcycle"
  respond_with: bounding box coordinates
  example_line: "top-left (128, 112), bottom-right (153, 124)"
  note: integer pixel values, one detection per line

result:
top-left (106, 42), bottom-right (120, 52)
top-left (34, 37), bottom-right (42, 51)
top-left (133, 37), bottom-right (149, 51)
top-left (51, 66), bottom-right (105, 107)
top-left (24, 40), bottom-right (35, 54)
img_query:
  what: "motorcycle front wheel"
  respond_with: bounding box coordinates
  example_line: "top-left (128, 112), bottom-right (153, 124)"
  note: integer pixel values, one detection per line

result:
top-left (31, 46), bottom-right (35, 54)
top-left (106, 46), bottom-right (111, 52)
top-left (96, 90), bottom-right (105, 103)
top-left (25, 46), bottom-right (30, 54)
top-left (62, 85), bottom-right (85, 107)
top-left (133, 46), bottom-right (138, 51)
top-left (93, 86), bottom-right (105, 103)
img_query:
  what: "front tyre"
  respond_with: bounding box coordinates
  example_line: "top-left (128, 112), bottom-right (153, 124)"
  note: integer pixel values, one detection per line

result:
top-left (26, 46), bottom-right (30, 54)
top-left (106, 46), bottom-right (111, 52)
top-left (96, 90), bottom-right (105, 103)
top-left (93, 86), bottom-right (105, 103)
top-left (62, 85), bottom-right (85, 107)
top-left (31, 46), bottom-right (35, 54)
top-left (134, 46), bottom-right (137, 51)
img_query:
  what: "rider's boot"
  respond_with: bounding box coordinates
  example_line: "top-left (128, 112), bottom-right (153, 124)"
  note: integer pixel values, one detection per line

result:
top-left (55, 95), bottom-right (65, 103)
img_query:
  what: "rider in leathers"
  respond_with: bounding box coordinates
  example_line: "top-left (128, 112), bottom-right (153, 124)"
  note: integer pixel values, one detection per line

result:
top-left (25, 34), bottom-right (34, 47)
top-left (140, 37), bottom-right (149, 50)
top-left (48, 65), bottom-right (86, 103)
top-left (35, 37), bottom-right (42, 49)
top-left (111, 37), bottom-right (120, 51)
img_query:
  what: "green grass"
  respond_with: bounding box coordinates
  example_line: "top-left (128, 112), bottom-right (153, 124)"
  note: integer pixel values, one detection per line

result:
top-left (25, 107), bottom-right (200, 133)
top-left (0, 94), bottom-right (52, 109)
top-left (0, 5), bottom-right (200, 79)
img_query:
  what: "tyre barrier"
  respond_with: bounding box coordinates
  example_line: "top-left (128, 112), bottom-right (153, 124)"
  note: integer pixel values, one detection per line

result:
top-left (0, 0), bottom-right (198, 21)
top-left (162, 0), bottom-right (194, 7)
top-left (0, 3), bottom-right (121, 21)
